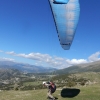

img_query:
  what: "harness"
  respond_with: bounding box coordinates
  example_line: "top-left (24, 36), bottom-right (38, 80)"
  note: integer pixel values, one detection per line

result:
top-left (49, 82), bottom-right (56, 93)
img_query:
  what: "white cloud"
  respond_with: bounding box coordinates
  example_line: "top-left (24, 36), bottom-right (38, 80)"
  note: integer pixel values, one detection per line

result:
top-left (0, 57), bottom-right (15, 61)
top-left (1, 50), bottom-right (100, 69)
top-left (0, 50), bottom-right (3, 52)
top-left (6, 51), bottom-right (16, 55)
top-left (68, 59), bottom-right (88, 65)
top-left (4, 51), bottom-right (88, 69)
top-left (88, 52), bottom-right (100, 62)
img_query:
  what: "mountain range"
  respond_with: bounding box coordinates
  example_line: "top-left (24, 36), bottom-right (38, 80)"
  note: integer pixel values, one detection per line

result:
top-left (0, 60), bottom-right (100, 74)
top-left (55, 60), bottom-right (100, 74)
top-left (0, 61), bottom-right (57, 73)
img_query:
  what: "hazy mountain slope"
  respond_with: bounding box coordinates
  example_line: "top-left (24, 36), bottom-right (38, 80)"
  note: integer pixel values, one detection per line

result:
top-left (55, 60), bottom-right (100, 74)
top-left (0, 61), bottom-right (57, 73)
top-left (0, 68), bottom-right (21, 80)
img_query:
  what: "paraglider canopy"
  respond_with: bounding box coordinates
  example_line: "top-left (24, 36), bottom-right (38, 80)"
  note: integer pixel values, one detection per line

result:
top-left (53, 0), bottom-right (69, 4)
top-left (49, 0), bottom-right (80, 50)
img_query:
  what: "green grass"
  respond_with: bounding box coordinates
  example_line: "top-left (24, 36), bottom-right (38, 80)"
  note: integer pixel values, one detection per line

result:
top-left (75, 72), bottom-right (100, 82)
top-left (23, 81), bottom-right (42, 86)
top-left (0, 84), bottom-right (100, 100)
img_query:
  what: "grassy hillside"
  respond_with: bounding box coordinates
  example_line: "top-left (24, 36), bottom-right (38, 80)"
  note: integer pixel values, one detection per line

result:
top-left (0, 71), bottom-right (100, 100)
top-left (52, 72), bottom-right (100, 83)
top-left (0, 84), bottom-right (100, 100)
top-left (74, 72), bottom-right (100, 82)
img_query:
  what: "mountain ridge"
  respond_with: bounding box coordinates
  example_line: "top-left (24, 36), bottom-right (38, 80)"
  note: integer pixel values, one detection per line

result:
top-left (0, 60), bottom-right (100, 74)
top-left (54, 60), bottom-right (100, 74)
top-left (0, 60), bottom-right (57, 73)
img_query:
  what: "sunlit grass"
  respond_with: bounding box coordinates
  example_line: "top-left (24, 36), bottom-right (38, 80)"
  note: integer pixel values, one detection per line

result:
top-left (23, 81), bottom-right (42, 86)
top-left (0, 84), bottom-right (100, 100)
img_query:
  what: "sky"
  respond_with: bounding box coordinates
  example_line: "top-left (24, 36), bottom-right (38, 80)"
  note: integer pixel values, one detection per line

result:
top-left (0, 0), bottom-right (100, 69)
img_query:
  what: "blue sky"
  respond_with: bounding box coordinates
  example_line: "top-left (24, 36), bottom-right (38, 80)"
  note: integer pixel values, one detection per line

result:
top-left (0, 0), bottom-right (100, 69)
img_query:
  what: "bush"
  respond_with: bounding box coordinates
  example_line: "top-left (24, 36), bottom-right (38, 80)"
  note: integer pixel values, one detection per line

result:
top-left (14, 84), bottom-right (19, 90)
top-left (67, 81), bottom-right (76, 87)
